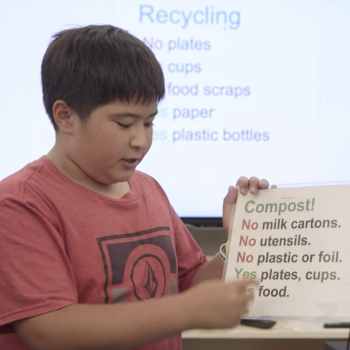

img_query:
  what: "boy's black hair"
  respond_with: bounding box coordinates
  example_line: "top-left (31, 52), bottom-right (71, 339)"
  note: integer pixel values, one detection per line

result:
top-left (41, 25), bottom-right (165, 130)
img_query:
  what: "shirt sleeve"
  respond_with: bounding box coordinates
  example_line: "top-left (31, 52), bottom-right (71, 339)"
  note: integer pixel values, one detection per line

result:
top-left (0, 198), bottom-right (78, 329)
top-left (170, 207), bottom-right (207, 292)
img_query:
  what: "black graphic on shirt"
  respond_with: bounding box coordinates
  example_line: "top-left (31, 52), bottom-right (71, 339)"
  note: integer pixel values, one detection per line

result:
top-left (97, 227), bottom-right (177, 304)
top-left (142, 261), bottom-right (158, 298)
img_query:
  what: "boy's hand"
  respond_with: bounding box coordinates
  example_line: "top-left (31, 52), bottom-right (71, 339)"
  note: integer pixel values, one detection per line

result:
top-left (184, 279), bottom-right (257, 329)
top-left (222, 177), bottom-right (277, 235)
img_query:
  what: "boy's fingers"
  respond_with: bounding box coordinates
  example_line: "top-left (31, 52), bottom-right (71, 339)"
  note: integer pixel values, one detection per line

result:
top-left (248, 177), bottom-right (259, 194)
top-left (232, 279), bottom-right (259, 291)
top-left (258, 179), bottom-right (269, 189)
top-left (236, 177), bottom-right (249, 194)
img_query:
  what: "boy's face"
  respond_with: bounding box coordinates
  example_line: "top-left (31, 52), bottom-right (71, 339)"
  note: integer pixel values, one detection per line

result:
top-left (68, 98), bottom-right (157, 185)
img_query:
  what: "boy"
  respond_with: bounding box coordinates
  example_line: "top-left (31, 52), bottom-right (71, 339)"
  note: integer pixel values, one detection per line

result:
top-left (0, 25), bottom-right (270, 350)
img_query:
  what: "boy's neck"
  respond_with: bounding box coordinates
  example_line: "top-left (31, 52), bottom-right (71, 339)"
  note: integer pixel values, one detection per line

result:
top-left (46, 147), bottom-right (130, 200)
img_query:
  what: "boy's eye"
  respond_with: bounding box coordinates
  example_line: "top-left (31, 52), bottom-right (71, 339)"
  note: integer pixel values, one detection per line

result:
top-left (117, 122), bottom-right (131, 128)
top-left (145, 122), bottom-right (154, 127)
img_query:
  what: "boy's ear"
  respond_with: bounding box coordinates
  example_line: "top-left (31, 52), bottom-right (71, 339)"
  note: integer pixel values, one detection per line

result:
top-left (52, 100), bottom-right (77, 134)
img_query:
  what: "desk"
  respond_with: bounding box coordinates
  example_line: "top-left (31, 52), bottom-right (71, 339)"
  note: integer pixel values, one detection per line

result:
top-left (182, 320), bottom-right (349, 350)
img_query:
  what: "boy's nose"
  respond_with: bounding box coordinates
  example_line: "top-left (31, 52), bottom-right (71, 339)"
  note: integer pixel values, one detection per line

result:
top-left (130, 130), bottom-right (148, 149)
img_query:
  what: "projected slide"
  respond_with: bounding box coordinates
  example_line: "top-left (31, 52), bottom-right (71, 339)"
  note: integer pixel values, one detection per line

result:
top-left (0, 0), bottom-right (349, 217)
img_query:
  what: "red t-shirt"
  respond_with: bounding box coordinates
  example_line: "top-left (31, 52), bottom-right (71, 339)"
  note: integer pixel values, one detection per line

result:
top-left (0, 157), bottom-right (206, 350)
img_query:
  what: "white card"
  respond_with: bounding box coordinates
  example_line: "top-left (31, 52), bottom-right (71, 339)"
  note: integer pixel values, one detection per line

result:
top-left (224, 185), bottom-right (350, 319)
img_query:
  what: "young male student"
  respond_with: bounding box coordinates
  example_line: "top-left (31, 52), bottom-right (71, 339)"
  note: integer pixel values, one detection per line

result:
top-left (0, 25), bottom-right (270, 350)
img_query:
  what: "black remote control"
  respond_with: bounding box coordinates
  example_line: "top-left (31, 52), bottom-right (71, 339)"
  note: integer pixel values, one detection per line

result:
top-left (324, 322), bottom-right (350, 328)
top-left (240, 318), bottom-right (276, 329)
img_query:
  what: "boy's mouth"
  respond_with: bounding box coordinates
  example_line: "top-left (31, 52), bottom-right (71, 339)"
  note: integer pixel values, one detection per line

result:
top-left (122, 158), bottom-right (141, 166)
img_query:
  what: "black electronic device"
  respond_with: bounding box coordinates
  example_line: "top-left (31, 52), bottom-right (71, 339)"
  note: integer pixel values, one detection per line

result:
top-left (324, 323), bottom-right (350, 329)
top-left (240, 318), bottom-right (276, 329)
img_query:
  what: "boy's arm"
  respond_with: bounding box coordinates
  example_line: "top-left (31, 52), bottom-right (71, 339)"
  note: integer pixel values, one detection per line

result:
top-left (14, 279), bottom-right (254, 350)
top-left (190, 253), bottom-right (224, 286)
top-left (13, 295), bottom-right (192, 350)
top-left (191, 178), bottom-right (272, 286)
top-left (187, 185), bottom-right (236, 286)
